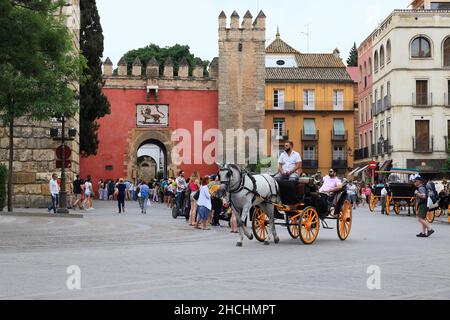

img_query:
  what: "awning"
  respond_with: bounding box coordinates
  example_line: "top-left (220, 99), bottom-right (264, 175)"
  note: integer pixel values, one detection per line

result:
top-left (353, 165), bottom-right (369, 176)
top-left (379, 160), bottom-right (393, 171)
top-left (348, 167), bottom-right (360, 176)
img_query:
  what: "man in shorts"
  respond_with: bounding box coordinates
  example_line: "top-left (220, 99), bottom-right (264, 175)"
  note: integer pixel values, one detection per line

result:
top-left (414, 177), bottom-right (435, 238)
top-left (72, 175), bottom-right (84, 210)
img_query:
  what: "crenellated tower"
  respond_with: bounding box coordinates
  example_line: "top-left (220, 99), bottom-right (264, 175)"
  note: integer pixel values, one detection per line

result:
top-left (218, 10), bottom-right (266, 164)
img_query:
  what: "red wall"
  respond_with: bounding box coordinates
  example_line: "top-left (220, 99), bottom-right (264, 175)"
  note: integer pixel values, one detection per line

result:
top-left (80, 88), bottom-right (219, 189)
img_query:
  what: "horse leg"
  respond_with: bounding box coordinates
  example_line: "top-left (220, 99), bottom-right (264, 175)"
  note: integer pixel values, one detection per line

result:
top-left (241, 204), bottom-right (254, 241)
top-left (233, 208), bottom-right (245, 247)
top-left (260, 203), bottom-right (274, 245)
top-left (264, 203), bottom-right (279, 244)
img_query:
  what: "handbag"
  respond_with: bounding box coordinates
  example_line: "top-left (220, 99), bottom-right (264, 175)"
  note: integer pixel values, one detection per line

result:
top-left (427, 196), bottom-right (434, 209)
top-left (193, 191), bottom-right (200, 201)
top-left (146, 198), bottom-right (151, 207)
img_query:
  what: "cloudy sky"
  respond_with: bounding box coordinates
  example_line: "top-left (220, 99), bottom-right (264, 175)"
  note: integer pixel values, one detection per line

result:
top-left (96, 0), bottom-right (410, 66)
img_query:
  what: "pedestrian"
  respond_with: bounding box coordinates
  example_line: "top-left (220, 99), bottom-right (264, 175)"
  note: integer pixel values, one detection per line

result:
top-left (360, 184), bottom-right (367, 208)
top-left (107, 179), bottom-right (115, 200)
top-left (83, 176), bottom-right (94, 210)
top-left (72, 175), bottom-right (84, 210)
top-left (124, 180), bottom-right (131, 201)
top-left (166, 179), bottom-right (175, 208)
top-left (140, 181), bottom-right (150, 214)
top-left (188, 172), bottom-right (200, 226)
top-left (153, 182), bottom-right (159, 203)
top-left (48, 173), bottom-right (60, 213)
top-left (129, 181), bottom-right (135, 202)
top-left (195, 176), bottom-right (212, 230)
top-left (116, 178), bottom-right (127, 213)
top-left (347, 181), bottom-right (357, 209)
top-left (414, 177), bottom-right (435, 238)
top-left (175, 171), bottom-right (187, 213)
top-left (380, 185), bottom-right (387, 215)
top-left (98, 179), bottom-right (104, 200)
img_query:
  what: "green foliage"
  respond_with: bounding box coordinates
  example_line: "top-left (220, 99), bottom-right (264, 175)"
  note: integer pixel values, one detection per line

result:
top-left (0, 0), bottom-right (87, 123)
top-left (0, 164), bottom-right (6, 211)
top-left (247, 159), bottom-right (272, 174)
top-left (118, 43), bottom-right (210, 77)
top-left (80, 0), bottom-right (111, 156)
top-left (347, 42), bottom-right (358, 67)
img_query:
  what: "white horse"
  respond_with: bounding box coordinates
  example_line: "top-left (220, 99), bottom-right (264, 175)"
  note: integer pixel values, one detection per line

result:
top-left (218, 164), bottom-right (280, 247)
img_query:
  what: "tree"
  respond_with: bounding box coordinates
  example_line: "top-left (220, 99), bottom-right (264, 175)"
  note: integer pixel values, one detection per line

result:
top-left (80, 0), bottom-right (111, 156)
top-left (347, 42), bottom-right (358, 67)
top-left (115, 44), bottom-right (210, 77)
top-left (0, 0), bottom-right (86, 212)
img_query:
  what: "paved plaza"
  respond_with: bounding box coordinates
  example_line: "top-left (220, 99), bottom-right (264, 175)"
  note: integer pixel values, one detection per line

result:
top-left (0, 200), bottom-right (449, 300)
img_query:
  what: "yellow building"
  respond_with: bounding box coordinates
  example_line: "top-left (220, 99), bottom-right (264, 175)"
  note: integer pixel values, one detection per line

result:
top-left (265, 32), bottom-right (356, 175)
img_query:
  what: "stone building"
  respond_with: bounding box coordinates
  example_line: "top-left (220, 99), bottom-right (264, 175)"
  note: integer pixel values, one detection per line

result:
top-left (0, 0), bottom-right (81, 208)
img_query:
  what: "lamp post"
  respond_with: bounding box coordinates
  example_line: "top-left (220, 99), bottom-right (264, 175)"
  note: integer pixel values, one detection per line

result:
top-left (57, 114), bottom-right (69, 214)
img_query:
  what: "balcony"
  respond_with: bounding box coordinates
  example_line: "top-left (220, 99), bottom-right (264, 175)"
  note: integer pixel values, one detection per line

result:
top-left (354, 149), bottom-right (363, 161)
top-left (377, 139), bottom-right (392, 155)
top-left (412, 93), bottom-right (433, 107)
top-left (302, 160), bottom-right (319, 169)
top-left (331, 130), bottom-right (348, 141)
top-left (371, 144), bottom-right (377, 156)
top-left (268, 100), bottom-right (355, 112)
top-left (272, 129), bottom-right (289, 141)
top-left (412, 136), bottom-right (434, 153)
top-left (376, 99), bottom-right (382, 114)
top-left (332, 160), bottom-right (348, 169)
top-left (301, 129), bottom-right (319, 141)
top-left (363, 147), bottom-right (369, 158)
top-left (270, 101), bottom-right (296, 111)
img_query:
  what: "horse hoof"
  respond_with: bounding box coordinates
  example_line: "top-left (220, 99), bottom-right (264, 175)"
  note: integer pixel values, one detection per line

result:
top-left (248, 234), bottom-right (254, 241)
top-left (264, 241), bottom-right (270, 246)
top-left (274, 237), bottom-right (280, 244)
top-left (236, 242), bottom-right (243, 247)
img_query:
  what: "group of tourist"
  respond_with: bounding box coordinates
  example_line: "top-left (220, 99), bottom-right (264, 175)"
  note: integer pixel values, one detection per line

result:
top-left (47, 174), bottom-right (94, 213)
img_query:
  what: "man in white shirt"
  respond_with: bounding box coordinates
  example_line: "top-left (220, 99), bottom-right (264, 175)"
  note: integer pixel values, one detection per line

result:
top-left (409, 172), bottom-right (421, 182)
top-left (48, 174), bottom-right (60, 213)
top-left (276, 141), bottom-right (302, 181)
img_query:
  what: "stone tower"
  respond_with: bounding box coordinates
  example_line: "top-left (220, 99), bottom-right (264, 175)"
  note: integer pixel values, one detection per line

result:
top-left (218, 10), bottom-right (266, 165)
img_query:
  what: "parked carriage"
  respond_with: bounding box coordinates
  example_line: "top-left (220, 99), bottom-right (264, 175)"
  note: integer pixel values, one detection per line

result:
top-left (251, 176), bottom-right (353, 245)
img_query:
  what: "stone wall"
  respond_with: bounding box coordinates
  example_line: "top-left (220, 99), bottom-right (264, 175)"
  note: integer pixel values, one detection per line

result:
top-left (0, 0), bottom-right (80, 208)
top-left (218, 10), bottom-right (266, 164)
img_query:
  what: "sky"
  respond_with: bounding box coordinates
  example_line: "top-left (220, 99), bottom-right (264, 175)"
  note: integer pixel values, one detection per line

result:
top-left (96, 0), bottom-right (410, 66)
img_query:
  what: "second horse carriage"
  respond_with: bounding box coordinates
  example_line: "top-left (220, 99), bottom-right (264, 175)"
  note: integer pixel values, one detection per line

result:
top-left (218, 164), bottom-right (352, 246)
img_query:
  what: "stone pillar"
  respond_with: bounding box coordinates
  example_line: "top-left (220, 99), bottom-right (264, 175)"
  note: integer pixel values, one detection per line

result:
top-left (132, 57), bottom-right (142, 76)
top-left (146, 57), bottom-right (159, 78)
top-left (178, 57), bottom-right (189, 78)
top-left (193, 58), bottom-right (204, 78)
top-left (117, 56), bottom-right (127, 76)
top-left (103, 57), bottom-right (113, 76)
top-left (163, 57), bottom-right (174, 78)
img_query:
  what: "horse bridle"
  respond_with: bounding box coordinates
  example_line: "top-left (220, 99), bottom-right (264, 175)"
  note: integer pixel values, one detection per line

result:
top-left (219, 165), bottom-right (245, 194)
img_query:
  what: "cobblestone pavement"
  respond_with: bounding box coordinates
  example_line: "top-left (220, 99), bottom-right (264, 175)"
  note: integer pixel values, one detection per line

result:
top-left (0, 200), bottom-right (449, 300)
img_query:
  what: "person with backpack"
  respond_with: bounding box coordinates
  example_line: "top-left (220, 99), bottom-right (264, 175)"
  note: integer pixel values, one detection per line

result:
top-left (414, 177), bottom-right (435, 238)
top-left (140, 181), bottom-right (150, 214)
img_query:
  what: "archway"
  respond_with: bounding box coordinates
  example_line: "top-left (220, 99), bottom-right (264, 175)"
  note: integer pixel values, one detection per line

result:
top-left (137, 139), bottom-right (168, 180)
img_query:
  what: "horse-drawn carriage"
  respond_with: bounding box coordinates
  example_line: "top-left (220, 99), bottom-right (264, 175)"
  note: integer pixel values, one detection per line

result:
top-left (218, 164), bottom-right (352, 246)
top-left (251, 176), bottom-right (352, 245)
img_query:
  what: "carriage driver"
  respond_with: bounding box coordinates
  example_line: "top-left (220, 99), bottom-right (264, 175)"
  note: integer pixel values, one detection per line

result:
top-left (276, 141), bottom-right (302, 181)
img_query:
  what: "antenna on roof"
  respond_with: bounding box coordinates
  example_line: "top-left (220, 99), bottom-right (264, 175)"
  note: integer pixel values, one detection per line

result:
top-left (301, 23), bottom-right (312, 53)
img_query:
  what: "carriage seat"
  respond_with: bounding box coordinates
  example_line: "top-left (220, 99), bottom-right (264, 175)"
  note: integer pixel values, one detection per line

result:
top-left (277, 180), bottom-right (305, 205)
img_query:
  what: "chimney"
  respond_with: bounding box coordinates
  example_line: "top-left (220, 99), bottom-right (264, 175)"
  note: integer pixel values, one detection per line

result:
top-left (178, 57), bottom-right (189, 78)
top-left (103, 57), bottom-right (113, 76)
top-left (132, 57), bottom-right (142, 76)
top-left (117, 56), bottom-right (127, 76)
top-left (230, 11), bottom-right (240, 29)
top-left (333, 48), bottom-right (341, 59)
top-left (193, 58), bottom-right (204, 78)
top-left (163, 57), bottom-right (174, 78)
top-left (146, 57), bottom-right (159, 78)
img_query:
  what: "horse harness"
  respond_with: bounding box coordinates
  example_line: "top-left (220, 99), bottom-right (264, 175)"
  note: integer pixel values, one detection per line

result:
top-left (219, 165), bottom-right (278, 210)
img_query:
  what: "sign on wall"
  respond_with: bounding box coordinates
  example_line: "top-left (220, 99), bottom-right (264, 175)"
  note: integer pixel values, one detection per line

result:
top-left (136, 105), bottom-right (169, 127)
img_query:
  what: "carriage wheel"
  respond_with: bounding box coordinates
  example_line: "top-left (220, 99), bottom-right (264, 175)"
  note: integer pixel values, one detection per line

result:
top-left (287, 213), bottom-right (300, 239)
top-left (299, 207), bottom-right (320, 245)
top-left (426, 210), bottom-right (435, 224)
top-left (369, 193), bottom-right (376, 212)
top-left (394, 202), bottom-right (401, 215)
top-left (252, 207), bottom-right (269, 242)
top-left (385, 196), bottom-right (391, 216)
top-left (337, 200), bottom-right (352, 241)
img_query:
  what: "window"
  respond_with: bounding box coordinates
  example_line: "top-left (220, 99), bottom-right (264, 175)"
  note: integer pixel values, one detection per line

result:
top-left (380, 45), bottom-right (385, 68)
top-left (273, 89), bottom-right (285, 109)
top-left (333, 146), bottom-right (345, 160)
top-left (364, 62), bottom-right (367, 87)
top-left (386, 40), bottom-right (392, 63)
top-left (276, 60), bottom-right (285, 66)
top-left (411, 37), bottom-right (431, 58)
top-left (304, 119), bottom-right (316, 136)
top-left (273, 118), bottom-right (286, 138)
top-left (415, 120), bottom-right (430, 151)
top-left (387, 119), bottom-right (391, 140)
top-left (359, 65), bottom-right (363, 82)
top-left (359, 134), bottom-right (363, 148)
top-left (369, 94), bottom-right (373, 118)
top-left (368, 58), bottom-right (372, 75)
top-left (303, 146), bottom-right (317, 160)
top-left (374, 51), bottom-right (379, 73)
top-left (105, 165), bottom-right (113, 171)
top-left (444, 37), bottom-right (450, 67)
top-left (303, 90), bottom-right (315, 110)
top-left (333, 119), bottom-right (345, 136)
top-left (365, 97), bottom-right (368, 122)
top-left (364, 132), bottom-right (368, 148)
top-left (431, 2), bottom-right (450, 9)
top-left (448, 80), bottom-right (450, 105)
top-left (333, 90), bottom-right (344, 110)
top-left (416, 80), bottom-right (428, 105)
